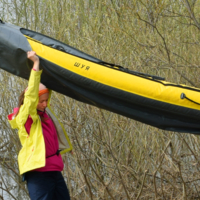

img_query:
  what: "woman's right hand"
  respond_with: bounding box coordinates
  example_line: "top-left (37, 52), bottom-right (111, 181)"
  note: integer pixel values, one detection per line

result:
top-left (27, 51), bottom-right (39, 63)
top-left (27, 51), bottom-right (40, 71)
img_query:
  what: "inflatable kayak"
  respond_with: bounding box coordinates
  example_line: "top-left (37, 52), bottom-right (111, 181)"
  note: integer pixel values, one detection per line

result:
top-left (1, 20), bottom-right (200, 134)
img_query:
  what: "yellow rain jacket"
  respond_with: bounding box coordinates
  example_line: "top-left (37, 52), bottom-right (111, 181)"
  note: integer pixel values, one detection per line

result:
top-left (8, 70), bottom-right (72, 175)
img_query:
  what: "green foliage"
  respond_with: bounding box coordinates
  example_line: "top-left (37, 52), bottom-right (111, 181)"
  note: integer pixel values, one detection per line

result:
top-left (1, 0), bottom-right (200, 199)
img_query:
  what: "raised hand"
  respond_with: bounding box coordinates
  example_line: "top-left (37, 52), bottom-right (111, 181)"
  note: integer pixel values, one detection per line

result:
top-left (27, 51), bottom-right (40, 71)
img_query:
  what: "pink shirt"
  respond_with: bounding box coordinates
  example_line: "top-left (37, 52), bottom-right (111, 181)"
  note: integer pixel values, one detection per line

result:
top-left (25, 110), bottom-right (64, 172)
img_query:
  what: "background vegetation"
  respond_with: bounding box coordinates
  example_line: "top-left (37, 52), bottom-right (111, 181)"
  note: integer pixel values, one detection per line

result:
top-left (1, 0), bottom-right (200, 199)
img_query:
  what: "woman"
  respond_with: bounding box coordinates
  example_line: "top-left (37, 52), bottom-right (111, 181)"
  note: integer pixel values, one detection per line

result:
top-left (8, 51), bottom-right (72, 200)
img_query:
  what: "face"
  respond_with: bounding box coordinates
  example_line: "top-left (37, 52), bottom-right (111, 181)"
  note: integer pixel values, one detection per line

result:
top-left (37, 93), bottom-right (49, 111)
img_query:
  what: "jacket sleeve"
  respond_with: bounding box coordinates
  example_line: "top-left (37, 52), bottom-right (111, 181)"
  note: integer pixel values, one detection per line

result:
top-left (16, 70), bottom-right (42, 126)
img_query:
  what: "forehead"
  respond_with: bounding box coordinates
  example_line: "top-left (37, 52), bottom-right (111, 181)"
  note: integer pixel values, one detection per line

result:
top-left (39, 93), bottom-right (49, 101)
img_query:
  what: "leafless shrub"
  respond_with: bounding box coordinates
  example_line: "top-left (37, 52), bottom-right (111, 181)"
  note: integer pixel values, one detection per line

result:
top-left (1, 0), bottom-right (200, 199)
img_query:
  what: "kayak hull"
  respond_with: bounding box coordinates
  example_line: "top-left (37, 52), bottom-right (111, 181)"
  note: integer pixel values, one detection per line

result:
top-left (1, 21), bottom-right (200, 133)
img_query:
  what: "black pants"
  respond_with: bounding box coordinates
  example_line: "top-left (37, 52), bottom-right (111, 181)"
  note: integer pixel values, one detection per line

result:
top-left (26, 171), bottom-right (71, 200)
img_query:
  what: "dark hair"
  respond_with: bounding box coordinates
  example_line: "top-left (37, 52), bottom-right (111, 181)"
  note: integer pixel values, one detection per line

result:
top-left (14, 90), bottom-right (25, 117)
top-left (15, 90), bottom-right (48, 122)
